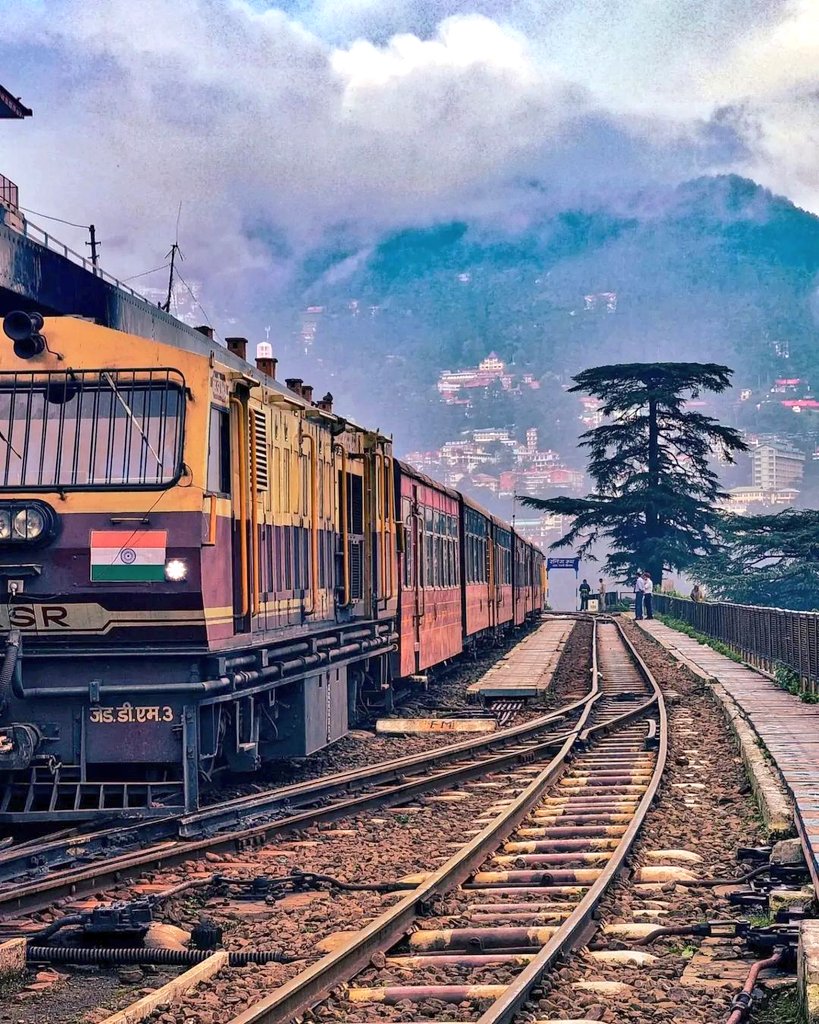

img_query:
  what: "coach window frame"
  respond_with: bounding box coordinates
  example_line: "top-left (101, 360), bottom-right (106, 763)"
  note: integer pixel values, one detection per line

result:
top-left (424, 505), bottom-right (434, 589)
top-left (402, 497), bottom-right (414, 589)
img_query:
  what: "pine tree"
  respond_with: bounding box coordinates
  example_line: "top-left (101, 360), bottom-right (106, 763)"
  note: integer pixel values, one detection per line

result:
top-left (697, 509), bottom-right (819, 610)
top-left (522, 362), bottom-right (747, 583)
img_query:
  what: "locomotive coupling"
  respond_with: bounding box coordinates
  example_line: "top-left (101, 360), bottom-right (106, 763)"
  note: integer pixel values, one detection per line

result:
top-left (0, 629), bottom-right (45, 770)
top-left (0, 723), bottom-right (41, 769)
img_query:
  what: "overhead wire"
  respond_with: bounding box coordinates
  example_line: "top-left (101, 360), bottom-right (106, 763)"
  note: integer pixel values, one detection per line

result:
top-left (19, 206), bottom-right (89, 230)
top-left (123, 262), bottom-right (171, 283)
top-left (174, 267), bottom-right (217, 336)
top-left (23, 201), bottom-right (221, 337)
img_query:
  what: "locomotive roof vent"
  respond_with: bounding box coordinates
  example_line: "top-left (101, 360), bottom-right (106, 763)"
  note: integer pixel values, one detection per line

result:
top-left (285, 377), bottom-right (303, 396)
top-left (301, 384), bottom-right (314, 404)
top-left (195, 325), bottom-right (214, 339)
top-left (256, 355), bottom-right (277, 379)
top-left (226, 336), bottom-right (248, 360)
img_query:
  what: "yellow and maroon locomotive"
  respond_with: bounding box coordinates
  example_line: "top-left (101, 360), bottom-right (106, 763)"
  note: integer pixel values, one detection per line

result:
top-left (0, 311), bottom-right (543, 823)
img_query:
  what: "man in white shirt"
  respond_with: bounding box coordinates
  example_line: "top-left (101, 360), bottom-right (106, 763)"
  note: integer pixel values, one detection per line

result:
top-left (642, 571), bottom-right (654, 619)
top-left (634, 572), bottom-right (645, 620)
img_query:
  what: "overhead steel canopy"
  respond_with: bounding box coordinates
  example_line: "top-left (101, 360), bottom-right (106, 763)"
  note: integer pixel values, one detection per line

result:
top-left (0, 84), bottom-right (32, 119)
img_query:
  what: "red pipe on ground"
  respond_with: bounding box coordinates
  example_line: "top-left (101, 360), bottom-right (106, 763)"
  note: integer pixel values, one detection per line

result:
top-left (726, 949), bottom-right (784, 1024)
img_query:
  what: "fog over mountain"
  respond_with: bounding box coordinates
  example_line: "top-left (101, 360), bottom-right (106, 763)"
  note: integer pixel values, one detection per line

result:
top-left (279, 175), bottom-right (819, 449)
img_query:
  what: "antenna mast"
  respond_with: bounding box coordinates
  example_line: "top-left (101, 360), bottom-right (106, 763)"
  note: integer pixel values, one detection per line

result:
top-left (162, 242), bottom-right (181, 313)
top-left (162, 201), bottom-right (184, 313)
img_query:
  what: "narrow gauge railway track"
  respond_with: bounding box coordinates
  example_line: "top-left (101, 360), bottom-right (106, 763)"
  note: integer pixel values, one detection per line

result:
top-left (0, 671), bottom-right (591, 918)
top-left (216, 619), bottom-right (666, 1024)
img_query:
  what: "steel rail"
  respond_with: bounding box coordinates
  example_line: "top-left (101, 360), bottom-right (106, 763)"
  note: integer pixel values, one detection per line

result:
top-left (0, 729), bottom-right (585, 918)
top-left (472, 617), bottom-right (668, 1024)
top-left (227, 626), bottom-right (603, 1024)
top-left (0, 681), bottom-right (592, 892)
top-left (178, 683), bottom-right (593, 835)
top-left (224, 618), bottom-right (665, 1024)
top-left (0, 680), bottom-right (596, 916)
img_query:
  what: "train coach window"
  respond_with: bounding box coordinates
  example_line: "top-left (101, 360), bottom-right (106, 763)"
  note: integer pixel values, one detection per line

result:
top-left (0, 368), bottom-right (185, 490)
top-left (424, 507), bottom-right (434, 587)
top-left (447, 515), bottom-right (456, 586)
top-left (207, 407), bottom-right (231, 495)
top-left (401, 499), bottom-right (413, 589)
top-left (450, 517), bottom-right (460, 586)
top-left (434, 512), bottom-right (444, 587)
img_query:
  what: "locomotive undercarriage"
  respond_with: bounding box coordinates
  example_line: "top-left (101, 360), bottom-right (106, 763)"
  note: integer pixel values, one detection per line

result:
top-left (0, 619), bottom-right (397, 823)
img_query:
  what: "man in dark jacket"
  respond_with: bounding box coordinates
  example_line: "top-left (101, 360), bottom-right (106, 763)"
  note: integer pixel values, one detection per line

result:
top-left (579, 578), bottom-right (591, 611)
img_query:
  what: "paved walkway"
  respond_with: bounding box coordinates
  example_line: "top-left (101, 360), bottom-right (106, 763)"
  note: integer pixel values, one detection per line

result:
top-left (638, 619), bottom-right (819, 886)
top-left (467, 618), bottom-right (576, 699)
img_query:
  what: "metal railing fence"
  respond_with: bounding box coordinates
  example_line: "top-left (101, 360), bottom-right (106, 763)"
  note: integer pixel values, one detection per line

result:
top-left (3, 205), bottom-right (153, 302)
top-left (0, 173), bottom-right (19, 209)
top-left (653, 593), bottom-right (819, 692)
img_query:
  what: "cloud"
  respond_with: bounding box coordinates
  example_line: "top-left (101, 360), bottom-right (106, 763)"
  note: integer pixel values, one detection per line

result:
top-left (0, 0), bottom-right (815, 314)
top-left (2, 4), bottom-right (589, 283)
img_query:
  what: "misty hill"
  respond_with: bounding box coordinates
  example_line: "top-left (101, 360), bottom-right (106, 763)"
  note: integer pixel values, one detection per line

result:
top-left (286, 175), bottom-right (819, 451)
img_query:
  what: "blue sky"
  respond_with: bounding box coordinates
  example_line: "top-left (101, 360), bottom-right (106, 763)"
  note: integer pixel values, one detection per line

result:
top-left (1, 0), bottom-right (816, 298)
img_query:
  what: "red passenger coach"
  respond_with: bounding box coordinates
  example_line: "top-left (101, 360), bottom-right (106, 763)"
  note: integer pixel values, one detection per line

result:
top-left (513, 533), bottom-right (542, 625)
top-left (461, 500), bottom-right (514, 639)
top-left (397, 462), bottom-right (463, 677)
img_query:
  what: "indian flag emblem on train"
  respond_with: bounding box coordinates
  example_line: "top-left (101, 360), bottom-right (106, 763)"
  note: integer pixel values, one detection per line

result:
top-left (89, 531), bottom-right (168, 582)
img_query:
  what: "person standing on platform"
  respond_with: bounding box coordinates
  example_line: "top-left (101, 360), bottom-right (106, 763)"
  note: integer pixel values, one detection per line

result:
top-left (598, 578), bottom-right (606, 610)
top-left (634, 572), bottom-right (645, 620)
top-left (642, 571), bottom-right (654, 619)
top-left (579, 578), bottom-right (591, 611)
top-left (690, 583), bottom-right (703, 602)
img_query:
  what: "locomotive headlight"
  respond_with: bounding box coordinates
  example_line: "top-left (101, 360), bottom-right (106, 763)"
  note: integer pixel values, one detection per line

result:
top-left (13, 506), bottom-right (45, 540)
top-left (0, 501), bottom-right (57, 545)
top-left (164, 558), bottom-right (188, 582)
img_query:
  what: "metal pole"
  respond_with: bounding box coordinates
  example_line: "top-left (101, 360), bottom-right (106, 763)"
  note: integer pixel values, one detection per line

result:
top-left (86, 224), bottom-right (99, 269)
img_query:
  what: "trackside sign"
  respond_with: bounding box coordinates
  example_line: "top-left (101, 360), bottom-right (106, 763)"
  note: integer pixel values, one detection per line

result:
top-left (547, 557), bottom-right (580, 571)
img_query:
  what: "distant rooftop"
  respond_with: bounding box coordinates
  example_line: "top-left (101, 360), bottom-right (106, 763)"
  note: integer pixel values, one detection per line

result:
top-left (0, 84), bottom-right (32, 119)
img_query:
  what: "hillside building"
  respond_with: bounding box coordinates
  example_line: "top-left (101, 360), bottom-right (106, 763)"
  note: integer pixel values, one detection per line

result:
top-left (722, 486), bottom-right (799, 514)
top-left (514, 513), bottom-right (570, 548)
top-left (751, 443), bottom-right (805, 491)
top-left (437, 354), bottom-right (540, 406)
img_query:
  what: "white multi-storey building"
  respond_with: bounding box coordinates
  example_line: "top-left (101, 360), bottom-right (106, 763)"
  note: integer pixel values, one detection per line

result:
top-left (751, 444), bottom-right (805, 491)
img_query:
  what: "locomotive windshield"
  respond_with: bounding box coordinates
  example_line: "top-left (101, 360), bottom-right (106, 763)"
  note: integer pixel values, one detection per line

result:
top-left (0, 368), bottom-right (185, 490)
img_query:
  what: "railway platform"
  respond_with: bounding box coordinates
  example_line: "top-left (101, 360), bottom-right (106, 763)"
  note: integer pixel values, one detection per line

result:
top-left (637, 618), bottom-right (819, 888)
top-left (466, 617), bottom-right (576, 699)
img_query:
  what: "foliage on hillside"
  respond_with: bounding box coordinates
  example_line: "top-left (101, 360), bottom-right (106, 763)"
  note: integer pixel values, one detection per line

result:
top-left (288, 175), bottom-right (819, 453)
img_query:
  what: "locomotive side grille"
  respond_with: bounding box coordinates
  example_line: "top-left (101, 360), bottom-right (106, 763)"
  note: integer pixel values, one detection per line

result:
top-left (252, 409), bottom-right (269, 490)
top-left (349, 538), bottom-right (363, 601)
